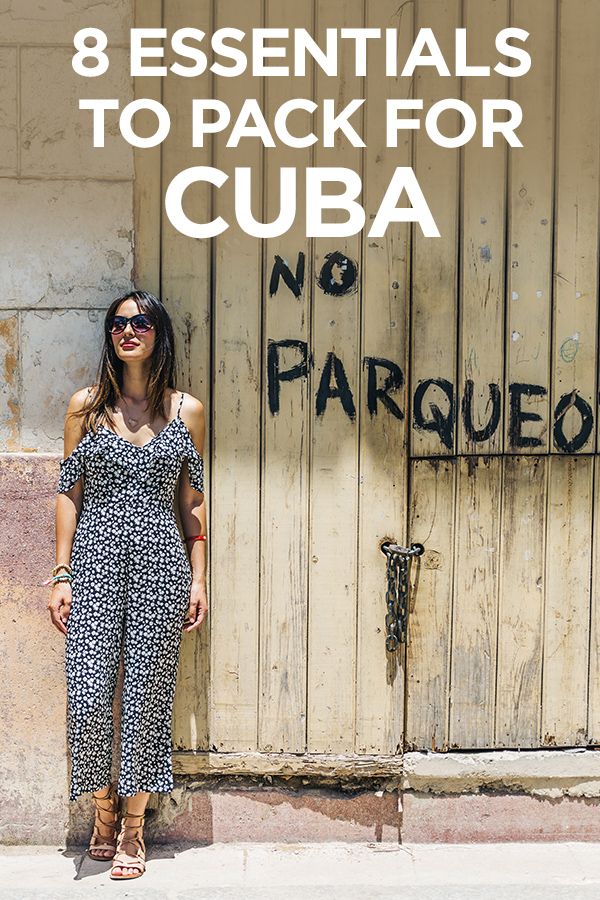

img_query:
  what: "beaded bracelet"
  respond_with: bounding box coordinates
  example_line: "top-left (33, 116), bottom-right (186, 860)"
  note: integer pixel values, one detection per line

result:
top-left (41, 563), bottom-right (72, 586)
top-left (42, 572), bottom-right (73, 586)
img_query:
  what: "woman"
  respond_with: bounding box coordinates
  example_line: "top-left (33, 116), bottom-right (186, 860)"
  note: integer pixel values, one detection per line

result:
top-left (46, 289), bottom-right (208, 880)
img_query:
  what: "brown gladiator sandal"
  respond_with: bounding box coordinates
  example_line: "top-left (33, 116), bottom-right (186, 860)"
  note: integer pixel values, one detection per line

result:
top-left (109, 807), bottom-right (146, 879)
top-left (88, 783), bottom-right (119, 860)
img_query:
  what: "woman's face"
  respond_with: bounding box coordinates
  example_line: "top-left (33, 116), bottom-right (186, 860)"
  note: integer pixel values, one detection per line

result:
top-left (110, 298), bottom-right (156, 364)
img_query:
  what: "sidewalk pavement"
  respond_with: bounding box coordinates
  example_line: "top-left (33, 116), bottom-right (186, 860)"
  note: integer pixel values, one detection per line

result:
top-left (1, 841), bottom-right (600, 899)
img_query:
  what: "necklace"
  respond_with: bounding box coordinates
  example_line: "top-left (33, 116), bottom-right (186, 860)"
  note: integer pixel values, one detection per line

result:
top-left (121, 395), bottom-right (149, 428)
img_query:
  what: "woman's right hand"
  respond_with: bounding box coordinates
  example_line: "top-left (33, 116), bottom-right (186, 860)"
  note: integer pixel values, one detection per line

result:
top-left (47, 582), bottom-right (72, 635)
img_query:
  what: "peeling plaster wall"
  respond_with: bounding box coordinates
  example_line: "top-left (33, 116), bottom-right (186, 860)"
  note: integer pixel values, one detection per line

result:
top-left (0, 2), bottom-right (134, 452)
top-left (0, 1), bottom-right (134, 844)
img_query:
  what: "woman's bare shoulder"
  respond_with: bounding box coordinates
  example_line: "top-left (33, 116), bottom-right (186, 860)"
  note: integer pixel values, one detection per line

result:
top-left (65, 385), bottom-right (96, 416)
top-left (179, 390), bottom-right (205, 452)
top-left (180, 390), bottom-right (204, 417)
top-left (61, 386), bottom-right (96, 454)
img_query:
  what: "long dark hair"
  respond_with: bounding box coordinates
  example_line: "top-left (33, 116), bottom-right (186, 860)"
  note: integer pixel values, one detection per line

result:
top-left (71, 289), bottom-right (177, 434)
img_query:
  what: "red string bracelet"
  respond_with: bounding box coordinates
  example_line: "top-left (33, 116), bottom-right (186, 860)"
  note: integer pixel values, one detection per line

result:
top-left (185, 534), bottom-right (207, 542)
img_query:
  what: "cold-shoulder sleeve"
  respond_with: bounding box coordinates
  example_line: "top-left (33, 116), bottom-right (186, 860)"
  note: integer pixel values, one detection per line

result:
top-left (57, 443), bottom-right (85, 493)
top-left (183, 431), bottom-right (205, 494)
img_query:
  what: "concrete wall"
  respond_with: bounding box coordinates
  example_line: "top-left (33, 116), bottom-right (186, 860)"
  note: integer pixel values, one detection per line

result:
top-left (0, 2), bottom-right (134, 451)
top-left (0, 1), bottom-right (134, 843)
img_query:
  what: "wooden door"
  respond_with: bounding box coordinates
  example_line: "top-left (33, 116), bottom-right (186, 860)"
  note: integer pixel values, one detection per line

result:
top-left (405, 0), bottom-right (600, 753)
top-left (146, 0), bottom-right (415, 767)
top-left (135, 0), bottom-right (600, 770)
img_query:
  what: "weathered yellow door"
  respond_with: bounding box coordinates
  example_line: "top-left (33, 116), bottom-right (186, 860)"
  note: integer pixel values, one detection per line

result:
top-left (135, 0), bottom-right (600, 770)
top-left (404, 0), bottom-right (600, 753)
top-left (146, 0), bottom-right (414, 765)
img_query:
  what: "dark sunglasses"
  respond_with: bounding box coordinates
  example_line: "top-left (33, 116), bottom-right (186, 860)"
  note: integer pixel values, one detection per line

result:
top-left (107, 313), bottom-right (154, 335)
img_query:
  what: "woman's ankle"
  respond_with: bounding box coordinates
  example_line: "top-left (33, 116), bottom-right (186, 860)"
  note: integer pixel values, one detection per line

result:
top-left (92, 783), bottom-right (112, 797)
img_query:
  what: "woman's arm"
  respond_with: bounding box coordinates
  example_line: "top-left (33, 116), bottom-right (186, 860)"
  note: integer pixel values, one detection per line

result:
top-left (177, 395), bottom-right (208, 631)
top-left (50, 388), bottom-right (88, 634)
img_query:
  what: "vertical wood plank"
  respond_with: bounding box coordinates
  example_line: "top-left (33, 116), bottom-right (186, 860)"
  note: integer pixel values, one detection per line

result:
top-left (450, 457), bottom-right (502, 747)
top-left (406, 459), bottom-right (456, 751)
top-left (505, 0), bottom-right (556, 455)
top-left (589, 456), bottom-right (600, 741)
top-left (307, 0), bottom-right (364, 753)
top-left (410, 0), bottom-right (461, 458)
top-left (458, 0), bottom-right (508, 456)
top-left (354, 0), bottom-right (414, 754)
top-left (133, 0), bottom-right (162, 293)
top-left (162, 0), bottom-right (212, 751)
top-left (542, 455), bottom-right (593, 745)
top-left (258, 0), bottom-right (313, 753)
top-left (496, 456), bottom-right (547, 747)
top-left (210, 0), bottom-right (264, 750)
top-left (552, 0), bottom-right (600, 455)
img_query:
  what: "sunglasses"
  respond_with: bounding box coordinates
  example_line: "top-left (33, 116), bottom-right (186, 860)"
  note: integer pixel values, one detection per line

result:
top-left (107, 313), bottom-right (154, 335)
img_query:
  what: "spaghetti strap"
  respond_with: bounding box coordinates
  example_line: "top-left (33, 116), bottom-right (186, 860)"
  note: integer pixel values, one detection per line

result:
top-left (177, 391), bottom-right (185, 417)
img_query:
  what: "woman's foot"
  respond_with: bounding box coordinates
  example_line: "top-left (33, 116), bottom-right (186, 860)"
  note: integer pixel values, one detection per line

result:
top-left (88, 783), bottom-right (119, 860)
top-left (110, 806), bottom-right (147, 879)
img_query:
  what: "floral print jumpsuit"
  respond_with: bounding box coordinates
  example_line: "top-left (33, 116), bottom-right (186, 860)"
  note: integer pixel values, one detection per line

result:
top-left (56, 390), bottom-right (204, 800)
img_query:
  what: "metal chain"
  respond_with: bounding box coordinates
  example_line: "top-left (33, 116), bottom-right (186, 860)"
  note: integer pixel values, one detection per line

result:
top-left (381, 542), bottom-right (424, 652)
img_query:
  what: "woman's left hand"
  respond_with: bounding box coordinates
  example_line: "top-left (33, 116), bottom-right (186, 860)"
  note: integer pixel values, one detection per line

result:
top-left (183, 580), bottom-right (208, 632)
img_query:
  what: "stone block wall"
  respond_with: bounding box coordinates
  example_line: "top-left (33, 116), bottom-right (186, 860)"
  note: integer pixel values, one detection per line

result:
top-left (0, 0), bottom-right (134, 843)
top-left (0, 0), bottom-right (135, 453)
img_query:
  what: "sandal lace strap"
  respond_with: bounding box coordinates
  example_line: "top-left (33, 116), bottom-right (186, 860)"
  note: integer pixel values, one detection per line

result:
top-left (116, 811), bottom-right (146, 860)
top-left (90, 786), bottom-right (118, 839)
